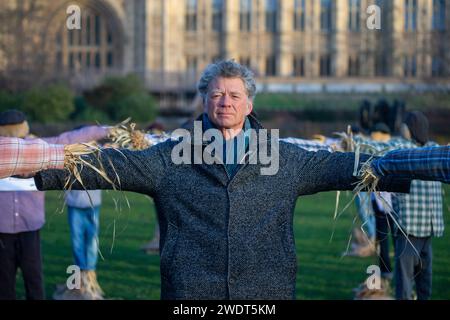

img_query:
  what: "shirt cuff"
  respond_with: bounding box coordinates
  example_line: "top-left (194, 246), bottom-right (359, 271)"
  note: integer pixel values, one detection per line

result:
top-left (370, 158), bottom-right (384, 177)
top-left (370, 158), bottom-right (412, 193)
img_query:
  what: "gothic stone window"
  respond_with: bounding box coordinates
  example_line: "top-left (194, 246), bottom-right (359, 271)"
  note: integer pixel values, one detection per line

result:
top-left (212, 0), bottom-right (223, 32)
top-left (265, 0), bottom-right (278, 33)
top-left (403, 55), bottom-right (417, 77)
top-left (320, 55), bottom-right (331, 76)
top-left (293, 56), bottom-right (305, 76)
top-left (186, 0), bottom-right (198, 31)
top-left (55, 5), bottom-right (119, 73)
top-left (294, 0), bottom-right (306, 31)
top-left (404, 0), bottom-right (418, 31)
top-left (432, 0), bottom-right (446, 31)
top-left (320, 0), bottom-right (333, 31)
top-left (240, 0), bottom-right (252, 32)
top-left (265, 56), bottom-right (277, 76)
top-left (348, 0), bottom-right (361, 31)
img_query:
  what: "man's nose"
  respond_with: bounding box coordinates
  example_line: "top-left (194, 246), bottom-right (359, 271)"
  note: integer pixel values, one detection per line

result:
top-left (220, 94), bottom-right (232, 107)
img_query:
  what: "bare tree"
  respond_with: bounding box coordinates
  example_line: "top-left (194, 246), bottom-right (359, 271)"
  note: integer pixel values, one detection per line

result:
top-left (0, 0), bottom-right (53, 92)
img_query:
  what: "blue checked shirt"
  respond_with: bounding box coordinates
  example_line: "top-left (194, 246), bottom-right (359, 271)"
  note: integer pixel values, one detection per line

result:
top-left (280, 137), bottom-right (334, 152)
top-left (355, 136), bottom-right (447, 237)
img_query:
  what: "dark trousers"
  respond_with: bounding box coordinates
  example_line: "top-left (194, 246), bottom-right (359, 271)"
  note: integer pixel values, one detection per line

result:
top-left (0, 230), bottom-right (45, 300)
top-left (394, 234), bottom-right (432, 300)
top-left (372, 201), bottom-right (395, 276)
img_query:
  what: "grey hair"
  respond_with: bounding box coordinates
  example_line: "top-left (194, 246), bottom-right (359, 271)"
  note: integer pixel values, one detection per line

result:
top-left (197, 60), bottom-right (257, 101)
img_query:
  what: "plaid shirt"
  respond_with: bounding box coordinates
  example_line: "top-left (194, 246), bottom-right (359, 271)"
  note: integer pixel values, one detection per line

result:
top-left (0, 137), bottom-right (64, 179)
top-left (372, 146), bottom-right (450, 184)
top-left (0, 126), bottom-right (108, 234)
top-left (280, 137), bottom-right (334, 152)
top-left (145, 133), bottom-right (172, 145)
top-left (355, 136), bottom-right (445, 237)
top-left (353, 136), bottom-right (417, 154)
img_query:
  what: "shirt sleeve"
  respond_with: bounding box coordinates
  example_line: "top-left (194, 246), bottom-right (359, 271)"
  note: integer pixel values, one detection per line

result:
top-left (353, 136), bottom-right (416, 155)
top-left (43, 125), bottom-right (110, 144)
top-left (0, 137), bottom-right (64, 178)
top-left (371, 146), bottom-right (450, 184)
top-left (280, 137), bottom-right (334, 153)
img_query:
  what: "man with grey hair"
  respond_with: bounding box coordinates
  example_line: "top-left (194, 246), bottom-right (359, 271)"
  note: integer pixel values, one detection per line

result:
top-left (30, 60), bottom-right (450, 299)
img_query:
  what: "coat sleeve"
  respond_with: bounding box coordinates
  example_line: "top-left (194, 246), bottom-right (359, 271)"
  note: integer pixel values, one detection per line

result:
top-left (292, 148), bottom-right (412, 196)
top-left (34, 144), bottom-right (167, 196)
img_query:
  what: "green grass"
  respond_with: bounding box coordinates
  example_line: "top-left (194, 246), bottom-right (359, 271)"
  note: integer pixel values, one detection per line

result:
top-left (15, 186), bottom-right (450, 300)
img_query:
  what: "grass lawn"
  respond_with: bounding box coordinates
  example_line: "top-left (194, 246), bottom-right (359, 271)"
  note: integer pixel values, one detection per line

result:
top-left (15, 185), bottom-right (450, 300)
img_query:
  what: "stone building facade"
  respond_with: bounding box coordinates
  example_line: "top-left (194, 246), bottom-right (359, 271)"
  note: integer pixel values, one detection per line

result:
top-left (0, 0), bottom-right (449, 93)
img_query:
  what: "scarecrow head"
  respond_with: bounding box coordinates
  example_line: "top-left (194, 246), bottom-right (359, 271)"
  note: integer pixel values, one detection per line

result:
top-left (0, 109), bottom-right (30, 138)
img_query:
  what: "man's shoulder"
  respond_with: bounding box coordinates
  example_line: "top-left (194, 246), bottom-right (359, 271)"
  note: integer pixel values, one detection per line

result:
top-left (136, 138), bottom-right (174, 159)
top-left (278, 140), bottom-right (336, 165)
top-left (143, 136), bottom-right (189, 163)
top-left (278, 140), bottom-right (310, 155)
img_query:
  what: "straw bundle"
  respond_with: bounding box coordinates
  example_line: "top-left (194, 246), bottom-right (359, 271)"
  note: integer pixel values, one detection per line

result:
top-left (63, 142), bottom-right (116, 190)
top-left (108, 119), bottom-right (150, 151)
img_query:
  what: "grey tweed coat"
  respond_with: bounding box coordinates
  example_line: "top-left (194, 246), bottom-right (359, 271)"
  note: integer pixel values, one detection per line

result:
top-left (35, 114), bottom-right (411, 300)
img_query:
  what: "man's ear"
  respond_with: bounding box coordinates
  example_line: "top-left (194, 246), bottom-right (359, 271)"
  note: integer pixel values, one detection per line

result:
top-left (246, 101), bottom-right (253, 116)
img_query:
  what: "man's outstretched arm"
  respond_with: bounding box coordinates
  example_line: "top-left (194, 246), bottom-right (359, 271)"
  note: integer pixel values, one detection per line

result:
top-left (291, 147), bottom-right (412, 196)
top-left (371, 146), bottom-right (450, 184)
top-left (0, 137), bottom-right (64, 178)
top-left (34, 144), bottom-right (167, 196)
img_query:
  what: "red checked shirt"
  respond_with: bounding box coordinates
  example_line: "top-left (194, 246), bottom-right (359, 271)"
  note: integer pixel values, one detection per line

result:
top-left (0, 126), bottom-right (109, 234)
top-left (0, 137), bottom-right (64, 179)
